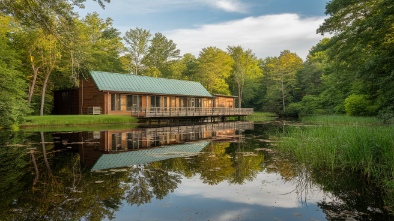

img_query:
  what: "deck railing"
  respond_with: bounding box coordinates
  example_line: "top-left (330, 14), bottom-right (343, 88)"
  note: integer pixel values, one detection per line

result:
top-left (130, 107), bottom-right (254, 118)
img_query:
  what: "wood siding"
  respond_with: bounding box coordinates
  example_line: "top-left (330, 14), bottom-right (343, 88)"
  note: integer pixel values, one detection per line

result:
top-left (80, 78), bottom-right (105, 114)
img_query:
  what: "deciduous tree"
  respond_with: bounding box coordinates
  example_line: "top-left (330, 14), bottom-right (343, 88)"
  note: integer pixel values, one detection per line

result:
top-left (317, 0), bottom-right (394, 116)
top-left (0, 15), bottom-right (30, 128)
top-left (142, 32), bottom-right (180, 77)
top-left (227, 46), bottom-right (262, 108)
top-left (123, 28), bottom-right (151, 75)
top-left (195, 47), bottom-right (233, 95)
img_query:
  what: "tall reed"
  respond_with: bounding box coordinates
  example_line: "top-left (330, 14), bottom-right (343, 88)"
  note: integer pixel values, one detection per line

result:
top-left (278, 116), bottom-right (394, 206)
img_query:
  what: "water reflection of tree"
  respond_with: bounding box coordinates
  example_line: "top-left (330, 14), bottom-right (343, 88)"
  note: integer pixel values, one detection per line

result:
top-left (261, 146), bottom-right (394, 220)
top-left (313, 169), bottom-right (393, 220)
top-left (125, 164), bottom-right (181, 206)
top-left (0, 130), bottom-right (32, 218)
top-left (1, 131), bottom-right (130, 221)
top-left (151, 141), bottom-right (265, 186)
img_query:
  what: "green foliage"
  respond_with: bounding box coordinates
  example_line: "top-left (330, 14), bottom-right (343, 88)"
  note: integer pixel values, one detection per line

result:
top-left (142, 32), bottom-right (180, 77)
top-left (344, 94), bottom-right (376, 116)
top-left (284, 102), bottom-right (303, 117)
top-left (123, 27), bottom-right (151, 74)
top-left (285, 95), bottom-right (324, 117)
top-left (377, 106), bottom-right (394, 124)
top-left (316, 0), bottom-right (394, 116)
top-left (0, 0), bottom-right (109, 36)
top-left (74, 13), bottom-right (125, 73)
top-left (227, 46), bottom-right (263, 108)
top-left (259, 50), bottom-right (303, 115)
top-left (0, 16), bottom-right (31, 128)
top-left (196, 47), bottom-right (234, 94)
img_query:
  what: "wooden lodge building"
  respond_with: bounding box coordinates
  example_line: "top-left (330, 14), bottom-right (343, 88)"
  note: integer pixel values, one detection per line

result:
top-left (53, 71), bottom-right (253, 122)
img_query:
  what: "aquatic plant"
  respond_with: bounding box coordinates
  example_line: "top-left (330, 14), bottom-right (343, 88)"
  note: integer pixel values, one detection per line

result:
top-left (278, 116), bottom-right (394, 208)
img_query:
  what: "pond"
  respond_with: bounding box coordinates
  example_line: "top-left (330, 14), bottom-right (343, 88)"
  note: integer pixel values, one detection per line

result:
top-left (0, 121), bottom-right (393, 220)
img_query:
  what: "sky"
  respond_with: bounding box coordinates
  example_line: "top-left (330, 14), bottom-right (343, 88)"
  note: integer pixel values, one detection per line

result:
top-left (78, 0), bottom-right (330, 60)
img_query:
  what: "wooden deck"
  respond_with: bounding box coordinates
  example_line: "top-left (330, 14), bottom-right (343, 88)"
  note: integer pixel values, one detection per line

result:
top-left (130, 107), bottom-right (254, 118)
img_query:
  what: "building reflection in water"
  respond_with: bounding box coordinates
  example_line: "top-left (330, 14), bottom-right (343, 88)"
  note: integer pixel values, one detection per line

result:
top-left (53, 121), bottom-right (253, 171)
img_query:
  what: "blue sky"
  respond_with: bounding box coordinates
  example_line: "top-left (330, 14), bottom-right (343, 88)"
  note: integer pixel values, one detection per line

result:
top-left (78, 0), bottom-right (330, 60)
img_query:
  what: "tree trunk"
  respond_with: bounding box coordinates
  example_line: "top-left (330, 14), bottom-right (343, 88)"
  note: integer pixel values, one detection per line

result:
top-left (29, 150), bottom-right (39, 185)
top-left (40, 131), bottom-right (53, 177)
top-left (28, 52), bottom-right (42, 106)
top-left (238, 85), bottom-right (242, 108)
top-left (281, 74), bottom-right (286, 113)
top-left (40, 72), bottom-right (51, 116)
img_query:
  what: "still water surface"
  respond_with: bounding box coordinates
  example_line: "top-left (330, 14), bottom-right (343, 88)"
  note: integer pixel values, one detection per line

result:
top-left (0, 121), bottom-right (392, 220)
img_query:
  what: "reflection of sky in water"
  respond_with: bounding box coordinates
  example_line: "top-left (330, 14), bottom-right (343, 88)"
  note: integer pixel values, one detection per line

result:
top-left (108, 170), bottom-right (336, 221)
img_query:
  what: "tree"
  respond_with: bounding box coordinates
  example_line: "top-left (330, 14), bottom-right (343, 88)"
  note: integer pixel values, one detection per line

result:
top-left (260, 51), bottom-right (303, 114)
top-left (317, 0), bottom-right (394, 116)
top-left (142, 32), bottom-right (180, 77)
top-left (0, 15), bottom-right (30, 128)
top-left (51, 12), bottom-right (125, 91)
top-left (227, 46), bottom-right (262, 108)
top-left (0, 0), bottom-right (109, 37)
top-left (195, 47), bottom-right (234, 94)
top-left (123, 28), bottom-right (151, 74)
top-left (181, 53), bottom-right (198, 81)
top-left (32, 33), bottom-right (61, 116)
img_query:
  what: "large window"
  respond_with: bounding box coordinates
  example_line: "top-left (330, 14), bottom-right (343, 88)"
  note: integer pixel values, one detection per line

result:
top-left (180, 97), bottom-right (188, 107)
top-left (111, 133), bottom-right (122, 151)
top-left (127, 95), bottom-right (142, 110)
top-left (170, 97), bottom-right (176, 107)
top-left (188, 98), bottom-right (195, 107)
top-left (195, 98), bottom-right (202, 108)
top-left (150, 96), bottom-right (161, 108)
top-left (111, 94), bottom-right (121, 111)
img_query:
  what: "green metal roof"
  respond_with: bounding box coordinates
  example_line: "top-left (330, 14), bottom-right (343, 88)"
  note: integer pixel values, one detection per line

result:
top-left (90, 71), bottom-right (212, 97)
top-left (91, 141), bottom-right (209, 171)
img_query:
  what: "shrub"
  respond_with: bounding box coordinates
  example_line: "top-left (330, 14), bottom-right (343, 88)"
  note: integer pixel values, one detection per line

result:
top-left (344, 94), bottom-right (373, 116)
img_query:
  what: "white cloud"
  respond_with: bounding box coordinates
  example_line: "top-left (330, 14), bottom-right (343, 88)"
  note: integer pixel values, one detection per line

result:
top-left (205, 0), bottom-right (249, 13)
top-left (93, 0), bottom-right (249, 14)
top-left (165, 14), bottom-right (327, 60)
top-left (175, 171), bottom-right (328, 209)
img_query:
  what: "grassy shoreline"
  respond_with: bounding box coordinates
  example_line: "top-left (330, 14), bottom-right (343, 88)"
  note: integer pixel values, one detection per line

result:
top-left (247, 112), bottom-right (277, 121)
top-left (21, 115), bottom-right (138, 127)
top-left (16, 112), bottom-right (274, 131)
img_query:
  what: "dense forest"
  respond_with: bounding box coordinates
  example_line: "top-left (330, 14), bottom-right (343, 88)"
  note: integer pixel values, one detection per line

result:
top-left (0, 0), bottom-right (393, 128)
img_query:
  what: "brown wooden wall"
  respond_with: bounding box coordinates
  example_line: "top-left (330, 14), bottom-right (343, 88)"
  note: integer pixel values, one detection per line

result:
top-left (80, 78), bottom-right (105, 114)
top-left (214, 96), bottom-right (235, 108)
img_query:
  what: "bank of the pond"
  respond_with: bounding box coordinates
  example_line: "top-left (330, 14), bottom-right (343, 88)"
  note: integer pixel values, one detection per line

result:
top-left (21, 115), bottom-right (138, 128)
top-left (247, 112), bottom-right (277, 121)
top-left (277, 115), bottom-right (394, 209)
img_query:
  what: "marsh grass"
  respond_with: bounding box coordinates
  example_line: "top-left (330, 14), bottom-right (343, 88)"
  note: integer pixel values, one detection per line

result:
top-left (278, 116), bottom-right (394, 207)
top-left (247, 112), bottom-right (277, 122)
top-left (301, 115), bottom-right (381, 125)
top-left (22, 115), bottom-right (138, 127)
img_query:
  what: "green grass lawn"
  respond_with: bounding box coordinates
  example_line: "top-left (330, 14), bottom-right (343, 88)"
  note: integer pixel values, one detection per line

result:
top-left (22, 115), bottom-right (138, 127)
